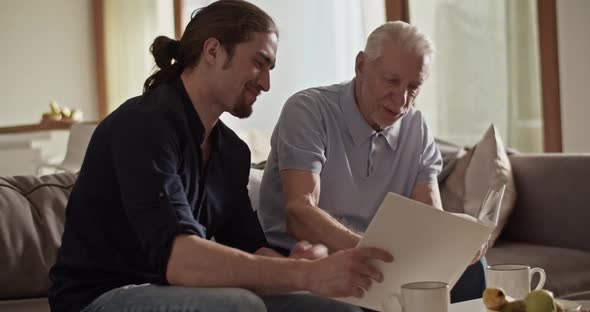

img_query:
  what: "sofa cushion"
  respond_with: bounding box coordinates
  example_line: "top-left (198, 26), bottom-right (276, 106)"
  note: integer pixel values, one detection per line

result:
top-left (502, 154), bottom-right (590, 253)
top-left (487, 242), bottom-right (590, 297)
top-left (0, 173), bottom-right (76, 300)
top-left (0, 297), bottom-right (49, 312)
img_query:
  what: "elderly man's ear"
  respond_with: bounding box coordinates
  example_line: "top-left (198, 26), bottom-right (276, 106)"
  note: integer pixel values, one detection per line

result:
top-left (355, 51), bottom-right (366, 77)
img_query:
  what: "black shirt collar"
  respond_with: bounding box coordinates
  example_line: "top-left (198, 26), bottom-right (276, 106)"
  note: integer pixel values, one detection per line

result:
top-left (171, 78), bottom-right (222, 151)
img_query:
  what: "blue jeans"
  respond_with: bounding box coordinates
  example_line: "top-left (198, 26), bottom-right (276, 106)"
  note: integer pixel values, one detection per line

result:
top-left (84, 258), bottom-right (487, 311)
top-left (82, 284), bottom-right (363, 312)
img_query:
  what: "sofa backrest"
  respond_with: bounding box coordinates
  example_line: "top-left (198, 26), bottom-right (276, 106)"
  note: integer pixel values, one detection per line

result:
top-left (501, 154), bottom-right (590, 253)
top-left (0, 173), bottom-right (76, 300)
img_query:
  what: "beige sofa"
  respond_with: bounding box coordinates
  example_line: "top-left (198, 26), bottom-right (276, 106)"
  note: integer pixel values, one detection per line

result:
top-left (0, 172), bottom-right (76, 311)
top-left (485, 154), bottom-right (590, 298)
top-left (1, 155), bottom-right (589, 311)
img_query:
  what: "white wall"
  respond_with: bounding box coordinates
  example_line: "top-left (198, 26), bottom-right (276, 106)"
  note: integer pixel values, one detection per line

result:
top-left (557, 0), bottom-right (590, 152)
top-left (0, 0), bottom-right (97, 127)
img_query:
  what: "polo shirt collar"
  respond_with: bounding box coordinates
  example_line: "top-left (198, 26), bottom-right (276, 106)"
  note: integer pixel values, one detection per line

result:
top-left (340, 79), bottom-right (402, 151)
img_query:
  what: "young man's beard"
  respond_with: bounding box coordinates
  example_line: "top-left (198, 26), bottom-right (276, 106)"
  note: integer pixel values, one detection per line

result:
top-left (231, 94), bottom-right (253, 119)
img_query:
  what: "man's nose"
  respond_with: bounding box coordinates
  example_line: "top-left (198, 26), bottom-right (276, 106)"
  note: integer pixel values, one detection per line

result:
top-left (391, 88), bottom-right (407, 106)
top-left (257, 69), bottom-right (270, 92)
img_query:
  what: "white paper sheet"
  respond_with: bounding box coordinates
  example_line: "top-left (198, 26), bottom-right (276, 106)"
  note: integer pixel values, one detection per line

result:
top-left (333, 192), bottom-right (494, 312)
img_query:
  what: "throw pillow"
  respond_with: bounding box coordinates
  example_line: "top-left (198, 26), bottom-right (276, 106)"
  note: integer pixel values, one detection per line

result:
top-left (247, 168), bottom-right (264, 211)
top-left (464, 125), bottom-right (517, 245)
top-left (235, 129), bottom-right (271, 165)
top-left (439, 125), bottom-right (517, 246)
top-left (436, 138), bottom-right (468, 184)
top-left (440, 147), bottom-right (471, 213)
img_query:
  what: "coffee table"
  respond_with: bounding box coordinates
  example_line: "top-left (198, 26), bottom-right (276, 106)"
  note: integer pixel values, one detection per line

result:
top-left (450, 299), bottom-right (590, 311)
top-left (450, 299), bottom-right (486, 312)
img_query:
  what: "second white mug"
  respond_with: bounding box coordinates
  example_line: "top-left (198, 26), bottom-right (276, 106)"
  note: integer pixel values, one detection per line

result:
top-left (384, 281), bottom-right (450, 312)
top-left (486, 264), bottom-right (546, 299)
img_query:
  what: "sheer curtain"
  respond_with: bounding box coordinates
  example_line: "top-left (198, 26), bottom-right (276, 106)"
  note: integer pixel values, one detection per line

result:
top-left (103, 0), bottom-right (174, 112)
top-left (183, 0), bottom-right (386, 136)
top-left (409, 0), bottom-right (543, 152)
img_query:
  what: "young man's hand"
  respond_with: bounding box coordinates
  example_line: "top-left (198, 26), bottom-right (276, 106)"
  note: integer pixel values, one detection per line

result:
top-left (289, 240), bottom-right (328, 260)
top-left (304, 247), bottom-right (393, 298)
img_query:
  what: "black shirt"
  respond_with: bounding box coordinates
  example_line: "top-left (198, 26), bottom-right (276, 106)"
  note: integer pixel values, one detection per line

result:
top-left (48, 80), bottom-right (268, 312)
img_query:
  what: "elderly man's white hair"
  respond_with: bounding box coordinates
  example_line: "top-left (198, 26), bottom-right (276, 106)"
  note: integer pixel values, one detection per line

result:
top-left (364, 21), bottom-right (434, 61)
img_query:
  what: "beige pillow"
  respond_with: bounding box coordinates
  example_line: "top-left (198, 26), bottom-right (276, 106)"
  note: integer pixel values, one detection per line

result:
top-left (235, 129), bottom-right (271, 164)
top-left (440, 125), bottom-right (517, 246)
top-left (440, 148), bottom-right (471, 213)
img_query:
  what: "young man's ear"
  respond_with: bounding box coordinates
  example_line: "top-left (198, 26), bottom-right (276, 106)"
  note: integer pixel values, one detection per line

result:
top-left (355, 51), bottom-right (366, 78)
top-left (202, 38), bottom-right (222, 65)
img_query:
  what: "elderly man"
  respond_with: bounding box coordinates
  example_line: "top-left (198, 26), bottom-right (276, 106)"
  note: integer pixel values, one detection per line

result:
top-left (258, 21), bottom-right (486, 303)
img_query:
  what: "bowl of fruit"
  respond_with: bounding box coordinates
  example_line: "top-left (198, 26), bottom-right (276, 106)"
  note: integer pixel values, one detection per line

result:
top-left (483, 288), bottom-right (584, 312)
top-left (41, 100), bottom-right (83, 125)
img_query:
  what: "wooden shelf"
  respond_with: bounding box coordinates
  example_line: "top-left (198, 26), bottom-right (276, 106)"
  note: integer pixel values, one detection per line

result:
top-left (0, 122), bottom-right (76, 135)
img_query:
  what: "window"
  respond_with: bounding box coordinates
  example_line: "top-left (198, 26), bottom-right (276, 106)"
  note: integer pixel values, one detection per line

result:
top-left (408, 0), bottom-right (543, 152)
top-left (100, 0), bottom-right (175, 114)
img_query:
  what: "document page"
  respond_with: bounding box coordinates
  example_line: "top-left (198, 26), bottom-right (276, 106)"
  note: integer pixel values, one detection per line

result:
top-left (334, 192), bottom-right (493, 312)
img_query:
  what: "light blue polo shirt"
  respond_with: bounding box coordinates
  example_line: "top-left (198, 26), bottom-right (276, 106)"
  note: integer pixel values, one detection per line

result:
top-left (257, 79), bottom-right (442, 250)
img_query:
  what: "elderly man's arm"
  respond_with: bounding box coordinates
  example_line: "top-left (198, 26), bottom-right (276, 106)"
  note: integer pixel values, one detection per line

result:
top-left (281, 169), bottom-right (362, 251)
top-left (410, 182), bottom-right (443, 210)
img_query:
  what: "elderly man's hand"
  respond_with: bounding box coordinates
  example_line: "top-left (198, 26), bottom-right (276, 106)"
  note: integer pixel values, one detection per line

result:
top-left (289, 240), bottom-right (329, 260)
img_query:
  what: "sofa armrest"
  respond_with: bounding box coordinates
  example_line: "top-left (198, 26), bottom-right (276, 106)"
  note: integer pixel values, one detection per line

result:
top-left (499, 154), bottom-right (590, 252)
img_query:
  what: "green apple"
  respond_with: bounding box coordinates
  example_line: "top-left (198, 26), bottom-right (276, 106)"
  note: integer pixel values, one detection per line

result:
top-left (524, 290), bottom-right (556, 312)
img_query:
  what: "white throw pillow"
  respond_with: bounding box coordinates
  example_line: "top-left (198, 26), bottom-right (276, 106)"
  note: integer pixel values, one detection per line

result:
top-left (247, 168), bottom-right (264, 211)
top-left (235, 130), bottom-right (271, 164)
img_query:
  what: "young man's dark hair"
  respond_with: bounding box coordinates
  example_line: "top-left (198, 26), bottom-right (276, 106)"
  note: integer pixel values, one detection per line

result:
top-left (144, 0), bottom-right (278, 92)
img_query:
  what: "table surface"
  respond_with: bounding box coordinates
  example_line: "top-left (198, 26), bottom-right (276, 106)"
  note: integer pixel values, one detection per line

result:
top-left (450, 299), bottom-right (486, 312)
top-left (450, 299), bottom-right (590, 312)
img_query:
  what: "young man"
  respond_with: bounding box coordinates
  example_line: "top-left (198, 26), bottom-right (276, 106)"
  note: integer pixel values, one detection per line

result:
top-left (48, 1), bottom-right (392, 312)
top-left (257, 21), bottom-right (487, 303)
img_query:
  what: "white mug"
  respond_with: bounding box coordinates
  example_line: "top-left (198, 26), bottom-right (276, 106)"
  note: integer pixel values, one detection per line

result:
top-left (486, 264), bottom-right (546, 299)
top-left (384, 281), bottom-right (450, 312)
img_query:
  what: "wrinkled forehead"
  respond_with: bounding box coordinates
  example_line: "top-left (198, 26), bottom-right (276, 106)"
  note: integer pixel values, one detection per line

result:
top-left (374, 41), bottom-right (431, 80)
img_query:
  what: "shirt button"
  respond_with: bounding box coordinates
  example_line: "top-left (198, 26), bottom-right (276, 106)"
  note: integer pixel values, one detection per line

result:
top-left (159, 192), bottom-right (165, 198)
